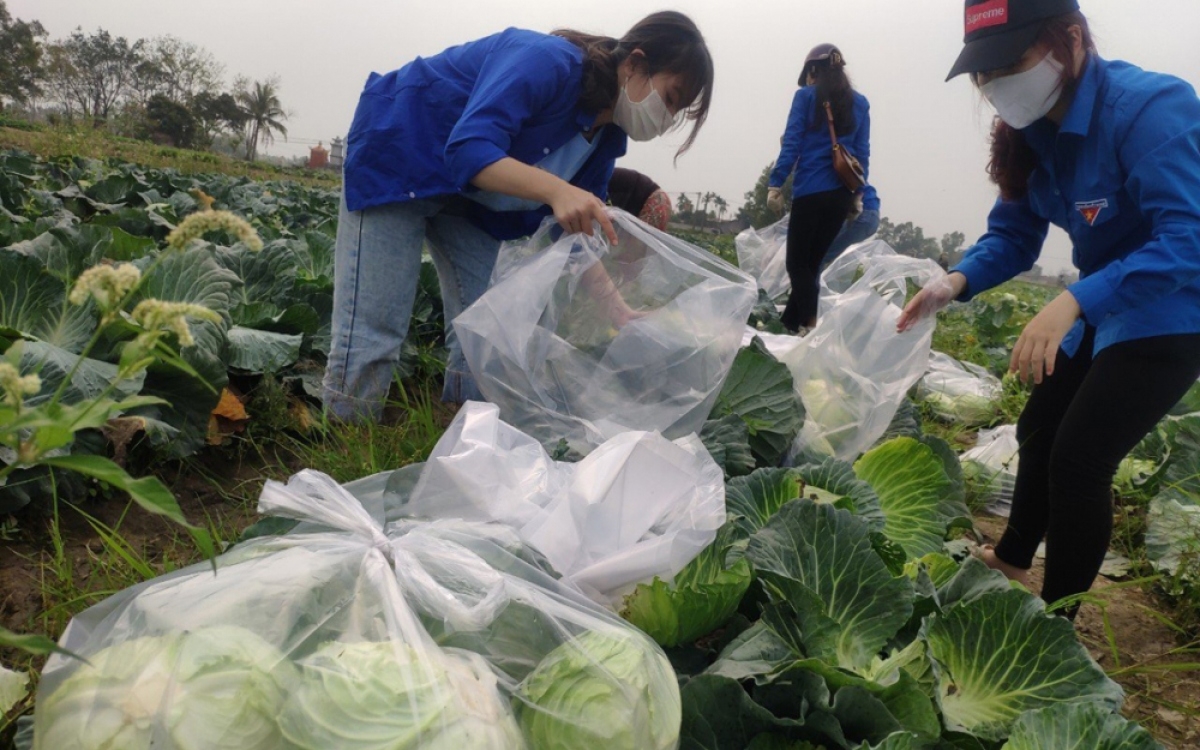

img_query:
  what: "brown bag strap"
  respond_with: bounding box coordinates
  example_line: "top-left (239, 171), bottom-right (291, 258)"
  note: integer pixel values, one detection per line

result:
top-left (823, 101), bottom-right (839, 147)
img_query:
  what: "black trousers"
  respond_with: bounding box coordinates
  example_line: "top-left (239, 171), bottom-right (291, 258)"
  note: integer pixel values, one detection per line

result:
top-left (995, 327), bottom-right (1200, 611)
top-left (780, 188), bottom-right (854, 331)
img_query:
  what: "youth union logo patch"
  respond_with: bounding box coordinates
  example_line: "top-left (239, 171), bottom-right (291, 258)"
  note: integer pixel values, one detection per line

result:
top-left (1076, 198), bottom-right (1109, 226)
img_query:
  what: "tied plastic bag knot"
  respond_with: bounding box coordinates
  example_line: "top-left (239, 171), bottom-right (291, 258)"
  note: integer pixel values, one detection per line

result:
top-left (258, 469), bottom-right (396, 564)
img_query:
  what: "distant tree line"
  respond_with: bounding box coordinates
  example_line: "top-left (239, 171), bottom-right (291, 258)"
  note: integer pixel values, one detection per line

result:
top-left (674, 192), bottom-right (731, 228)
top-left (0, 0), bottom-right (288, 161)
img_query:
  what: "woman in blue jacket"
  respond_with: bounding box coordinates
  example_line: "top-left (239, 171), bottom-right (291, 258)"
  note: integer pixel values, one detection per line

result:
top-left (766, 43), bottom-right (871, 333)
top-left (324, 12), bottom-right (714, 420)
top-left (899, 0), bottom-right (1200, 617)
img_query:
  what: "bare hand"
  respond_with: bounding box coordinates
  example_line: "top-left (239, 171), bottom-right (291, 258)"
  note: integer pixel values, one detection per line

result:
top-left (550, 184), bottom-right (618, 244)
top-left (1010, 291), bottom-right (1081, 384)
top-left (896, 273), bottom-right (967, 332)
top-left (607, 304), bottom-right (647, 329)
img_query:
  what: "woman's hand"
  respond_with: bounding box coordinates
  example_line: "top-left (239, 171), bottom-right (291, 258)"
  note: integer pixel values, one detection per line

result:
top-left (580, 262), bottom-right (644, 328)
top-left (767, 187), bottom-right (785, 215)
top-left (897, 272), bottom-right (967, 332)
top-left (1010, 291), bottom-right (1081, 384)
top-left (472, 158), bottom-right (618, 243)
top-left (549, 183), bottom-right (619, 244)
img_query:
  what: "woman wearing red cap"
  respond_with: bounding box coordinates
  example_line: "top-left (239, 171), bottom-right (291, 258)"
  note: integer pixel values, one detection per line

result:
top-left (767, 44), bottom-right (871, 333)
top-left (899, 0), bottom-right (1200, 617)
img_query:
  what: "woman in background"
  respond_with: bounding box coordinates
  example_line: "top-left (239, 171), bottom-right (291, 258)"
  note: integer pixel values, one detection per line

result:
top-left (766, 43), bottom-right (871, 333)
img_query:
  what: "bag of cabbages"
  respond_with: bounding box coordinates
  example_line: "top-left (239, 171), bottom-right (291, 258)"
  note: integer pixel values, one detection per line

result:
top-left (961, 424), bottom-right (1020, 517)
top-left (735, 213), bottom-right (790, 302)
top-left (781, 240), bottom-right (944, 460)
top-left (31, 471), bottom-right (681, 750)
top-left (455, 210), bottom-right (757, 455)
top-left (917, 351), bottom-right (1003, 426)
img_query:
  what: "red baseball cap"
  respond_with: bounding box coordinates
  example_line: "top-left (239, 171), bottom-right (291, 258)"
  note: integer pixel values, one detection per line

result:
top-left (946, 0), bottom-right (1079, 81)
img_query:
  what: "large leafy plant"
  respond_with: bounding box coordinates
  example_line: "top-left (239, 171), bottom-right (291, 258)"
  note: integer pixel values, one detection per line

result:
top-left (619, 415), bottom-right (1132, 749)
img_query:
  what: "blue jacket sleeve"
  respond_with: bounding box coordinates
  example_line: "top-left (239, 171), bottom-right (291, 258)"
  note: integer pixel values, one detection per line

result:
top-left (1067, 80), bottom-right (1200, 323)
top-left (951, 196), bottom-right (1050, 300)
top-left (852, 98), bottom-right (871, 187)
top-left (444, 34), bottom-right (577, 189)
top-left (770, 89), bottom-right (809, 188)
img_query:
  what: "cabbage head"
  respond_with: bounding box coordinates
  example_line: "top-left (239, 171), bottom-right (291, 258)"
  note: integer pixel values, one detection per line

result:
top-left (279, 640), bottom-right (523, 750)
top-left (35, 626), bottom-right (294, 750)
top-left (800, 379), bottom-right (857, 430)
top-left (515, 628), bottom-right (680, 750)
top-left (922, 390), bottom-right (997, 426)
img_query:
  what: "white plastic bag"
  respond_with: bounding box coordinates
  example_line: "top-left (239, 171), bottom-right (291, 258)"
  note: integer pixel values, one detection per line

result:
top-left (33, 470), bottom-right (682, 750)
top-left (961, 424), bottom-right (1020, 517)
top-left (917, 351), bottom-right (1003, 426)
top-left (782, 240), bottom-right (945, 460)
top-left (456, 210), bottom-right (757, 455)
top-left (735, 214), bottom-right (790, 301)
top-left (405, 402), bottom-right (726, 605)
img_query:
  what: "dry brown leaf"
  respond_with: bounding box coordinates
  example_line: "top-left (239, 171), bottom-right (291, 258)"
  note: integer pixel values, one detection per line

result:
top-left (206, 387), bottom-right (250, 445)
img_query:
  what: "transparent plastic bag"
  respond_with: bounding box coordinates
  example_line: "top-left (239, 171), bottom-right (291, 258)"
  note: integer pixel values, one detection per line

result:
top-left (782, 240), bottom-right (945, 460)
top-left (961, 424), bottom-right (1019, 517)
top-left (735, 214), bottom-right (790, 301)
top-left (917, 351), bottom-right (1003, 426)
top-left (404, 402), bottom-right (726, 606)
top-left (456, 210), bottom-right (757, 455)
top-left (33, 470), bottom-right (682, 750)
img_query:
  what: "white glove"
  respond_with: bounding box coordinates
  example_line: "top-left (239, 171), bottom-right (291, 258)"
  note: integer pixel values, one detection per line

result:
top-left (766, 187), bottom-right (785, 215)
top-left (847, 193), bottom-right (864, 221)
top-left (896, 272), bottom-right (967, 332)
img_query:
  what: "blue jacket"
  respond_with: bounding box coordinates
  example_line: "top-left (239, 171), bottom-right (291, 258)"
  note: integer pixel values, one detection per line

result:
top-left (343, 28), bottom-right (627, 240)
top-left (769, 87), bottom-right (872, 200)
top-left (953, 56), bottom-right (1200, 356)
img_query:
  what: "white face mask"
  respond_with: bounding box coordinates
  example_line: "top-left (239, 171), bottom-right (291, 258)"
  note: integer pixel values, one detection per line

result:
top-left (613, 77), bottom-right (676, 141)
top-left (980, 53), bottom-right (1065, 129)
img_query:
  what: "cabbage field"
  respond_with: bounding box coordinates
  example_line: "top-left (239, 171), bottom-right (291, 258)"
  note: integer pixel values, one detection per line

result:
top-left (1, 145), bottom-right (1198, 749)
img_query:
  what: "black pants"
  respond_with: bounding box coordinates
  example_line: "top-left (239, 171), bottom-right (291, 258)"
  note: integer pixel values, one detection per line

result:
top-left (781, 189), bottom-right (854, 331)
top-left (995, 327), bottom-right (1200, 612)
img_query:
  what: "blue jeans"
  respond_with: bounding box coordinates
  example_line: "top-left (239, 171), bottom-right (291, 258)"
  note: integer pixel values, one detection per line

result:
top-left (323, 194), bottom-right (500, 421)
top-left (820, 208), bottom-right (881, 271)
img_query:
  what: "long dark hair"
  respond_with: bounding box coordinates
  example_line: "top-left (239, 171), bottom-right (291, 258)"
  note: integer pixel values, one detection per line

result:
top-left (804, 53), bottom-right (856, 135)
top-left (553, 11), bottom-right (714, 158)
top-left (982, 12), bottom-right (1096, 200)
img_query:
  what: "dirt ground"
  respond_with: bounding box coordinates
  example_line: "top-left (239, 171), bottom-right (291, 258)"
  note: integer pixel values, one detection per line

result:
top-left (975, 516), bottom-right (1200, 749)
top-left (0, 452), bottom-right (272, 665)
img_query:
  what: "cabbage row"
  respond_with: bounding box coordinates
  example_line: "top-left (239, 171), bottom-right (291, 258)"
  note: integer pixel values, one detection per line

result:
top-left (621, 338), bottom-right (1161, 749)
top-left (0, 149), bottom-right (442, 512)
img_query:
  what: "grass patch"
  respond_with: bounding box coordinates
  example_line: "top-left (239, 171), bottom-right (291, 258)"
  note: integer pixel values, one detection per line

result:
top-left (279, 380), bottom-right (450, 484)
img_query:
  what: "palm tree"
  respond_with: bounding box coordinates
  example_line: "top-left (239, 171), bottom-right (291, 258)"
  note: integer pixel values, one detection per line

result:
top-left (700, 191), bottom-right (715, 225)
top-left (713, 195), bottom-right (728, 222)
top-left (236, 77), bottom-right (288, 162)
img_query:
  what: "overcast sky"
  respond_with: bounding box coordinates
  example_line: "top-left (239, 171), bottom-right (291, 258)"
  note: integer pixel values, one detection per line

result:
top-left (14, 1), bottom-right (1200, 273)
